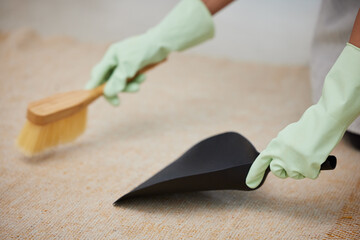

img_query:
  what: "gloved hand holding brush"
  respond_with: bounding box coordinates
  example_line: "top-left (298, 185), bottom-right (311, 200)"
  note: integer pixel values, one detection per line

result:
top-left (246, 9), bottom-right (360, 189)
top-left (16, 0), bottom-right (234, 156)
top-left (85, 0), bottom-right (216, 106)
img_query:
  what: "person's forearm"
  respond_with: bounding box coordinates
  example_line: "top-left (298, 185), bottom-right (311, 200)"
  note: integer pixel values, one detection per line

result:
top-left (349, 9), bottom-right (360, 48)
top-left (201, 0), bottom-right (233, 15)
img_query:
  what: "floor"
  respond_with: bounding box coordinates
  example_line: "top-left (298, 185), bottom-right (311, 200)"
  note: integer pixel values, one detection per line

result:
top-left (0, 29), bottom-right (359, 239)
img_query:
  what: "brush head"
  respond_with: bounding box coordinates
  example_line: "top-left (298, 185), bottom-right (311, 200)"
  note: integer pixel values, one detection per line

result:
top-left (16, 85), bottom-right (103, 156)
top-left (16, 108), bottom-right (87, 156)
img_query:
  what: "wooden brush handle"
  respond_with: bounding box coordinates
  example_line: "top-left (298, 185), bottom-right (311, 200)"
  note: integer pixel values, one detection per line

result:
top-left (91, 59), bottom-right (166, 98)
top-left (27, 59), bottom-right (166, 125)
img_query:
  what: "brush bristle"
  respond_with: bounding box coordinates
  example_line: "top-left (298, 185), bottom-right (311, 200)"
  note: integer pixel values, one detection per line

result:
top-left (16, 108), bottom-right (87, 156)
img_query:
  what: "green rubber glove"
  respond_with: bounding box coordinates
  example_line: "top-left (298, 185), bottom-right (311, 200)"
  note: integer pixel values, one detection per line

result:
top-left (85, 0), bottom-right (214, 106)
top-left (246, 43), bottom-right (360, 189)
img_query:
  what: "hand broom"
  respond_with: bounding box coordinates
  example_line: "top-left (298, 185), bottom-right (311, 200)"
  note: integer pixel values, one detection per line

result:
top-left (16, 61), bottom-right (164, 156)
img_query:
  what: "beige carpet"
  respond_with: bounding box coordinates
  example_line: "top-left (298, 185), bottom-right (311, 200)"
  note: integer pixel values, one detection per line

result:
top-left (1, 29), bottom-right (359, 239)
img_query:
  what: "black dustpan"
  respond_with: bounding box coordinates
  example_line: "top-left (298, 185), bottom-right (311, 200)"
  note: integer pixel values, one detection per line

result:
top-left (114, 132), bottom-right (336, 205)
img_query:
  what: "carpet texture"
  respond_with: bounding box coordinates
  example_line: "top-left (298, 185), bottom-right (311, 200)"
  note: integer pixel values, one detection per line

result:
top-left (0, 29), bottom-right (359, 239)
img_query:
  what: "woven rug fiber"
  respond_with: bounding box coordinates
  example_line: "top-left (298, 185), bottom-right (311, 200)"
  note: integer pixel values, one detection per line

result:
top-left (0, 29), bottom-right (359, 239)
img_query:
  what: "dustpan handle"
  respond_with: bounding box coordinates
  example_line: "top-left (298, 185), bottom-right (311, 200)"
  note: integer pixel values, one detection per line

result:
top-left (320, 155), bottom-right (337, 170)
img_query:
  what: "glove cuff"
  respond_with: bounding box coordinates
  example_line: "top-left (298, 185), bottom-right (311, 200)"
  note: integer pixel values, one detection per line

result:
top-left (319, 43), bottom-right (360, 126)
top-left (148, 0), bottom-right (215, 52)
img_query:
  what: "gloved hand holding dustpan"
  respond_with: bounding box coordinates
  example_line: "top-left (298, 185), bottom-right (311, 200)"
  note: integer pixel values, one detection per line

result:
top-left (114, 132), bottom-right (336, 205)
top-left (246, 12), bottom-right (360, 189)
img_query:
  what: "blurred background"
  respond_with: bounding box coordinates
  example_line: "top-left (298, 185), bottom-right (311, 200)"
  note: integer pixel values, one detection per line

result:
top-left (0, 0), bottom-right (321, 65)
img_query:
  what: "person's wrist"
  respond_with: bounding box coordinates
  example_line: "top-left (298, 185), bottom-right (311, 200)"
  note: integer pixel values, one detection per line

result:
top-left (349, 9), bottom-right (360, 48)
